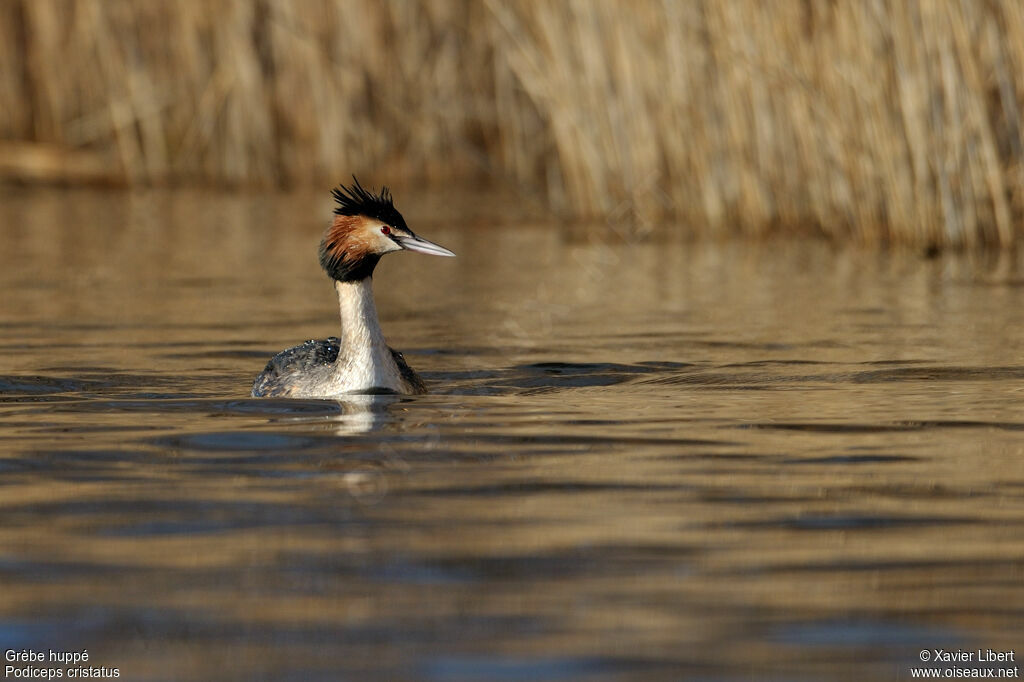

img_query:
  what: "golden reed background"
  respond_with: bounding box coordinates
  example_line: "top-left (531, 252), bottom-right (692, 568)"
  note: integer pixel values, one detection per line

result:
top-left (3, 0), bottom-right (1024, 248)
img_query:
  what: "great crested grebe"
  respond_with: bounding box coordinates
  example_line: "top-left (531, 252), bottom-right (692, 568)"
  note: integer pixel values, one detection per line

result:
top-left (251, 178), bottom-right (455, 398)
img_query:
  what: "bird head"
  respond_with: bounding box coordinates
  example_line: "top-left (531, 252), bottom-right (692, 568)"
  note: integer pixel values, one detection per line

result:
top-left (319, 177), bottom-right (455, 282)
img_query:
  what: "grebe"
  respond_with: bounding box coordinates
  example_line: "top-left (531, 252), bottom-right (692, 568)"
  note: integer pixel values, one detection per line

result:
top-left (251, 178), bottom-right (455, 398)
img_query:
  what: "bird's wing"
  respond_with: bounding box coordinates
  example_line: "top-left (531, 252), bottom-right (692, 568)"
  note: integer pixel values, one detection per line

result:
top-left (251, 337), bottom-right (341, 397)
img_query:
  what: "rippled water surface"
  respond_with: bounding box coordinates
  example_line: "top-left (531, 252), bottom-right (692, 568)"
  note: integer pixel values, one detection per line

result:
top-left (2, 188), bottom-right (1023, 681)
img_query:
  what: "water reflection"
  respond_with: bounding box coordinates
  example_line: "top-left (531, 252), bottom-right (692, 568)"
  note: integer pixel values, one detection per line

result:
top-left (0, 188), bottom-right (1022, 680)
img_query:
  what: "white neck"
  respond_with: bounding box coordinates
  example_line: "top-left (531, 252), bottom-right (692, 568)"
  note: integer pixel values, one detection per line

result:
top-left (333, 278), bottom-right (403, 392)
top-left (337, 278), bottom-right (387, 356)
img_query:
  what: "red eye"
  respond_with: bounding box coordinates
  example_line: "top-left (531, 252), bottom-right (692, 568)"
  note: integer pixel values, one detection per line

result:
top-left (380, 225), bottom-right (391, 235)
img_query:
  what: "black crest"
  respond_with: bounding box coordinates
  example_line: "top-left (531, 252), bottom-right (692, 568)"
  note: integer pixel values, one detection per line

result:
top-left (331, 176), bottom-right (408, 230)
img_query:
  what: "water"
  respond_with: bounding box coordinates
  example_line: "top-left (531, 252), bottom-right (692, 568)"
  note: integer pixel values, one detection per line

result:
top-left (2, 188), bottom-right (1023, 681)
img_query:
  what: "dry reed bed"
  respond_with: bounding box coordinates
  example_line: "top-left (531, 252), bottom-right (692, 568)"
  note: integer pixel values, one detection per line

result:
top-left (2, 0), bottom-right (1024, 248)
